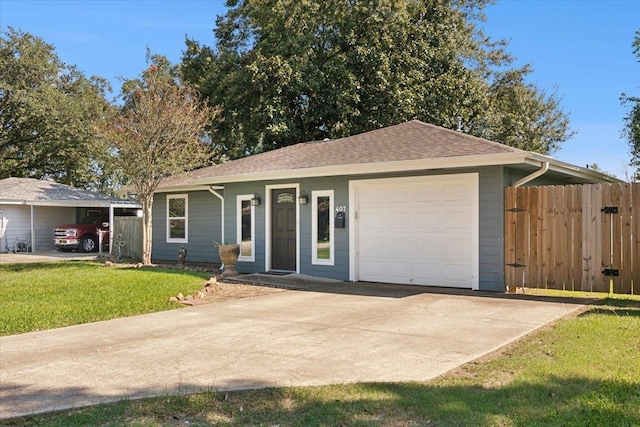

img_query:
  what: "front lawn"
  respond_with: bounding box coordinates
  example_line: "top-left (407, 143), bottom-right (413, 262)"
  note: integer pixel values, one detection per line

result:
top-left (0, 261), bottom-right (209, 336)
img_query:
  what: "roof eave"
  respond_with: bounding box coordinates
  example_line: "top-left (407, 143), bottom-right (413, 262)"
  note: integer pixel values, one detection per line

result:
top-left (0, 200), bottom-right (132, 207)
top-left (187, 152), bottom-right (531, 186)
top-left (151, 185), bottom-right (215, 194)
top-left (528, 153), bottom-right (624, 184)
top-left (156, 152), bottom-right (622, 192)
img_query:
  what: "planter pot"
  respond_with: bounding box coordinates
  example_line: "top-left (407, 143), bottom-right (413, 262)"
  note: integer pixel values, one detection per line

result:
top-left (217, 243), bottom-right (240, 276)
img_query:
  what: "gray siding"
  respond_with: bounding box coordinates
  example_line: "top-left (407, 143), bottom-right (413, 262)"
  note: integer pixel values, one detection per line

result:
top-left (151, 190), bottom-right (223, 263)
top-left (477, 167), bottom-right (506, 291)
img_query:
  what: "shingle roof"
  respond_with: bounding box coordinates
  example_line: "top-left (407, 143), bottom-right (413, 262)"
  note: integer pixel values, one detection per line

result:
top-left (0, 178), bottom-right (123, 204)
top-left (159, 120), bottom-right (525, 188)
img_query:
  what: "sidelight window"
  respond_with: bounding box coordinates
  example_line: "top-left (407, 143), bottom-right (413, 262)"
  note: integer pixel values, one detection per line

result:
top-left (312, 190), bottom-right (334, 265)
top-left (237, 195), bottom-right (255, 261)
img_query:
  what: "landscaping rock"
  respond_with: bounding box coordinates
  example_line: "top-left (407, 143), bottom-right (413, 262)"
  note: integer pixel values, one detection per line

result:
top-left (176, 293), bottom-right (184, 301)
top-left (168, 296), bottom-right (179, 302)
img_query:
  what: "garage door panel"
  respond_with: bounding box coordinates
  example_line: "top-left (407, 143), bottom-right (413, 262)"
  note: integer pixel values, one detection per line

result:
top-left (354, 174), bottom-right (478, 289)
top-left (359, 258), bottom-right (411, 283)
top-left (414, 185), bottom-right (442, 202)
top-left (442, 183), bottom-right (473, 200)
top-left (385, 187), bottom-right (412, 203)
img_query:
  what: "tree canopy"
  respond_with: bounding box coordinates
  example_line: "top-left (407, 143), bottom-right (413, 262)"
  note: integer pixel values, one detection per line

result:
top-left (95, 54), bottom-right (218, 264)
top-left (0, 28), bottom-right (113, 189)
top-left (621, 30), bottom-right (640, 179)
top-left (181, 0), bottom-right (573, 158)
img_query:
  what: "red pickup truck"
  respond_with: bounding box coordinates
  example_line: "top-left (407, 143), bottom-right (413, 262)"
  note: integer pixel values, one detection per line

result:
top-left (53, 215), bottom-right (109, 253)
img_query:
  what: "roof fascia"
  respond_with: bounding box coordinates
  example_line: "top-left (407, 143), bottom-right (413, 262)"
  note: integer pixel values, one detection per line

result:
top-left (152, 185), bottom-right (213, 194)
top-left (188, 153), bottom-right (530, 186)
top-left (528, 153), bottom-right (624, 183)
top-left (0, 200), bottom-right (115, 207)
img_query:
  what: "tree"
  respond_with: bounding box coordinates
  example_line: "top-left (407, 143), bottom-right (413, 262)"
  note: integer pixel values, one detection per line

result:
top-left (95, 55), bottom-right (218, 264)
top-left (181, 0), bottom-right (573, 158)
top-left (470, 65), bottom-right (574, 153)
top-left (621, 30), bottom-right (640, 178)
top-left (0, 28), bottom-right (113, 189)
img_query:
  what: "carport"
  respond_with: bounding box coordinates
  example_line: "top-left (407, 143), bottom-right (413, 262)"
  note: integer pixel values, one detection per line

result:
top-left (0, 178), bottom-right (138, 253)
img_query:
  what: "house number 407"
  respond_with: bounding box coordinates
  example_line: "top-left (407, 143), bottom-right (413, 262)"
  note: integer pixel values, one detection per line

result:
top-left (336, 206), bottom-right (347, 213)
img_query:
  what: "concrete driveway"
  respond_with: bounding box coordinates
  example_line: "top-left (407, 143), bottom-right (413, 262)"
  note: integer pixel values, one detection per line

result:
top-left (0, 278), bottom-right (587, 420)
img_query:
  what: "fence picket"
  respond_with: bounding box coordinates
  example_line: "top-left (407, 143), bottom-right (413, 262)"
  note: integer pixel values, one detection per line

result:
top-left (544, 186), bottom-right (556, 289)
top-left (594, 184), bottom-right (609, 293)
top-left (572, 186), bottom-right (583, 291)
top-left (608, 184), bottom-right (623, 293)
top-left (633, 183), bottom-right (640, 295)
top-left (553, 186), bottom-right (566, 289)
top-left (619, 183), bottom-right (632, 294)
top-left (528, 186), bottom-right (540, 288)
top-left (504, 187), bottom-right (516, 290)
top-left (515, 186), bottom-right (528, 289)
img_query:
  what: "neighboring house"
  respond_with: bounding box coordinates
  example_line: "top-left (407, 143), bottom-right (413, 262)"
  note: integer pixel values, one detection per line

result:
top-left (0, 178), bottom-right (138, 253)
top-left (150, 120), bottom-right (619, 292)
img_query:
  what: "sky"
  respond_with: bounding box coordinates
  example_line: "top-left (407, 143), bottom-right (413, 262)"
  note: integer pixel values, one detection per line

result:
top-left (1, 0), bottom-right (639, 179)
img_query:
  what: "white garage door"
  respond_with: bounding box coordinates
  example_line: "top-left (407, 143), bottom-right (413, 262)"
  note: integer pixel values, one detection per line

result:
top-left (351, 174), bottom-right (478, 289)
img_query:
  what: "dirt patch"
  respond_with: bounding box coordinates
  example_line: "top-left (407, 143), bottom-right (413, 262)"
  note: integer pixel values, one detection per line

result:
top-left (101, 258), bottom-right (287, 304)
top-left (204, 281), bottom-right (287, 302)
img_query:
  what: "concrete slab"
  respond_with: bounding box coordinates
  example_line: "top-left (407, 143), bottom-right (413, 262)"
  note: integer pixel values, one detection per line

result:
top-left (0, 280), bottom-right (588, 420)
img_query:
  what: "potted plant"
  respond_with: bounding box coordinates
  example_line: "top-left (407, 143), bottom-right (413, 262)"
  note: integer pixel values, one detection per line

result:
top-left (215, 241), bottom-right (240, 276)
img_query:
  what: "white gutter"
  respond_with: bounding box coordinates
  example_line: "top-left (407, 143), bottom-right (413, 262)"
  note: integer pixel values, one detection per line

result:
top-left (528, 153), bottom-right (623, 184)
top-left (207, 186), bottom-right (225, 243)
top-left (513, 161), bottom-right (550, 187)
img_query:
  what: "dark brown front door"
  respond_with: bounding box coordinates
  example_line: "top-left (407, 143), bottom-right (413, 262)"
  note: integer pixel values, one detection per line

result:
top-left (271, 188), bottom-right (297, 271)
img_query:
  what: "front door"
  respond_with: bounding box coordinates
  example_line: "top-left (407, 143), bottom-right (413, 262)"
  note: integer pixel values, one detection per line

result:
top-left (271, 188), bottom-right (297, 271)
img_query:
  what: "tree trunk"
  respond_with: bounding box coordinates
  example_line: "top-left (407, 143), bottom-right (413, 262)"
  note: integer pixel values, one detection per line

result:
top-left (141, 195), bottom-right (154, 265)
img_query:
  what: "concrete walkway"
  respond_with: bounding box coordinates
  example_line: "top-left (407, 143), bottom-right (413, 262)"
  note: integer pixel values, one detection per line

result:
top-left (0, 278), bottom-right (588, 420)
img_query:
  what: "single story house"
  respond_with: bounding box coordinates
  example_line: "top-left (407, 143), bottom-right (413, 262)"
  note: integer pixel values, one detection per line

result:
top-left (150, 120), bottom-right (619, 291)
top-left (0, 177), bottom-right (139, 253)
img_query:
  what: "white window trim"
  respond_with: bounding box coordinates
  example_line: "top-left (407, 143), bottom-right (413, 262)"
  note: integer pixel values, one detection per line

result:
top-left (312, 190), bottom-right (334, 266)
top-left (236, 194), bottom-right (255, 262)
top-left (166, 194), bottom-right (188, 243)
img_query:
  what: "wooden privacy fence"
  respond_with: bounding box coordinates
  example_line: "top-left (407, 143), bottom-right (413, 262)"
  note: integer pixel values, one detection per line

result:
top-left (110, 216), bottom-right (143, 260)
top-left (505, 183), bottom-right (640, 294)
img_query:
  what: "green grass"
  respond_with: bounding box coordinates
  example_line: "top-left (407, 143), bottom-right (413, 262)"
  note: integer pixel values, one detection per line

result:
top-left (5, 296), bottom-right (639, 426)
top-left (0, 261), bottom-right (209, 336)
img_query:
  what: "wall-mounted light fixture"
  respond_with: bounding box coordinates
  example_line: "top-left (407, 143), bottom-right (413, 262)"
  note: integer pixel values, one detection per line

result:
top-left (251, 193), bottom-right (261, 206)
top-left (298, 190), bottom-right (308, 205)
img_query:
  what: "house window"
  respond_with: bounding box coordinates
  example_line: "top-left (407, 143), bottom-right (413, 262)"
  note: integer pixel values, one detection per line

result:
top-left (237, 195), bottom-right (255, 261)
top-left (312, 190), bottom-right (334, 265)
top-left (166, 194), bottom-right (188, 243)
